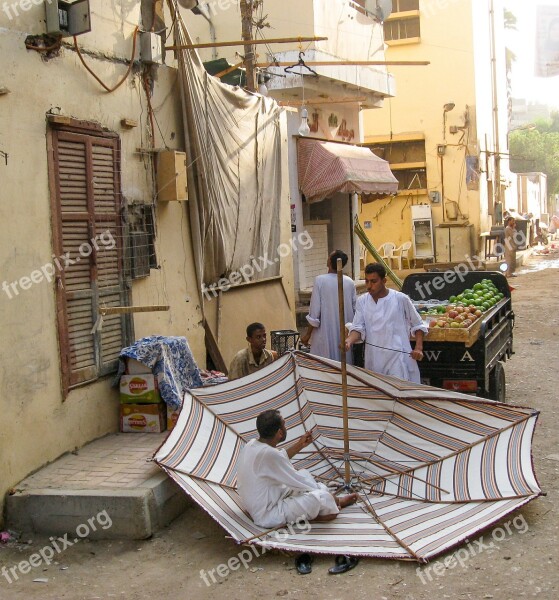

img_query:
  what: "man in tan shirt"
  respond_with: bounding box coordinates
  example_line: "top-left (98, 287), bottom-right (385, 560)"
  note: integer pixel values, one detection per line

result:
top-left (228, 322), bottom-right (278, 380)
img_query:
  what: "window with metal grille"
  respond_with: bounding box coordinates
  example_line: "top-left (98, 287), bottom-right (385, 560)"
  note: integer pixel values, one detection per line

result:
top-left (384, 0), bottom-right (420, 42)
top-left (48, 124), bottom-right (132, 396)
top-left (126, 202), bottom-right (157, 279)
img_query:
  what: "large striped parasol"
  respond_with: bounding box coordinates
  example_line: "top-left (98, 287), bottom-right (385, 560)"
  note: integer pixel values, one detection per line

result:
top-left (154, 352), bottom-right (541, 562)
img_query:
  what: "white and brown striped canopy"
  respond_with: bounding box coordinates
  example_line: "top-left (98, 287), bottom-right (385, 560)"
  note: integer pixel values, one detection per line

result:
top-left (154, 352), bottom-right (541, 562)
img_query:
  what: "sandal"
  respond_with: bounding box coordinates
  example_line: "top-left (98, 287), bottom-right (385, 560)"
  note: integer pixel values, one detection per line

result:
top-left (295, 553), bottom-right (313, 575)
top-left (328, 555), bottom-right (359, 574)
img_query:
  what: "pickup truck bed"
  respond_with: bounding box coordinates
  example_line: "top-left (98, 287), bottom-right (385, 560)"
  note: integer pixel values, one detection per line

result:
top-left (402, 271), bottom-right (514, 402)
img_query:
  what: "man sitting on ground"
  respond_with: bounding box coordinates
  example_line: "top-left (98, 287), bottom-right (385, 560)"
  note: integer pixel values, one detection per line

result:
top-left (236, 409), bottom-right (359, 529)
top-left (228, 322), bottom-right (278, 381)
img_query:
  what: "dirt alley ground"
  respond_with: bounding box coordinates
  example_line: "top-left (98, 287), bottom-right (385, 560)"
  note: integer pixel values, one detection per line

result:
top-left (1, 253), bottom-right (558, 600)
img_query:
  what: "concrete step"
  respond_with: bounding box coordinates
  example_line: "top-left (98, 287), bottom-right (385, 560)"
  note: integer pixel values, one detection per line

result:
top-left (5, 433), bottom-right (190, 540)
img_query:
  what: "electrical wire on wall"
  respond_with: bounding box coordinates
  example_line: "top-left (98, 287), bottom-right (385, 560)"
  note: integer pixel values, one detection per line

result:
top-left (73, 26), bottom-right (140, 93)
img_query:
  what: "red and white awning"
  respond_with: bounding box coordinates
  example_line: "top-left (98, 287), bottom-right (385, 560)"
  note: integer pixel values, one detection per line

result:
top-left (298, 139), bottom-right (399, 203)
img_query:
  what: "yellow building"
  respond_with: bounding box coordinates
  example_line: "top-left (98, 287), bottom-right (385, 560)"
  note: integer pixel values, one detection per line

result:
top-left (362, 0), bottom-right (514, 265)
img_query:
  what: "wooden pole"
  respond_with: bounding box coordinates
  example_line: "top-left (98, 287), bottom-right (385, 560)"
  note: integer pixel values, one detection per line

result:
top-left (214, 61), bottom-right (244, 78)
top-left (278, 97), bottom-right (367, 107)
top-left (240, 0), bottom-right (256, 91)
top-left (337, 258), bottom-right (351, 487)
top-left (255, 60), bottom-right (430, 67)
top-left (99, 305), bottom-right (169, 316)
top-left (165, 36), bottom-right (328, 51)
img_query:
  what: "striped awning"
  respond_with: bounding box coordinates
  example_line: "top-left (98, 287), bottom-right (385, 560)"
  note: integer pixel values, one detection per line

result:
top-left (154, 352), bottom-right (541, 562)
top-left (297, 139), bottom-right (399, 203)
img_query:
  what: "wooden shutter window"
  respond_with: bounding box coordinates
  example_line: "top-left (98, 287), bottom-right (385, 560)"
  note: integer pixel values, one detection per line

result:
top-left (49, 126), bottom-right (129, 396)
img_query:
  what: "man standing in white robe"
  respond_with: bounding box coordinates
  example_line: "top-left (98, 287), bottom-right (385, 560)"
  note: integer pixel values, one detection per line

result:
top-left (237, 410), bottom-right (358, 529)
top-left (300, 250), bottom-right (357, 364)
top-left (345, 262), bottom-right (428, 383)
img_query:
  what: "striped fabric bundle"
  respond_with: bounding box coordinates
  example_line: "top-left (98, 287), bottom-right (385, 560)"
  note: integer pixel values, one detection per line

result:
top-left (154, 352), bottom-right (541, 562)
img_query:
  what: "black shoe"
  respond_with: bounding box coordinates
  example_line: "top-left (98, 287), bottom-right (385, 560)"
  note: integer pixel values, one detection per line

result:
top-left (328, 555), bottom-right (359, 574)
top-left (295, 553), bottom-right (313, 575)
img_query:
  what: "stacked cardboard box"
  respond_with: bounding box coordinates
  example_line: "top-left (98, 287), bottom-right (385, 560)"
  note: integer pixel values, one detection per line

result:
top-left (119, 359), bottom-right (166, 433)
top-left (120, 403), bottom-right (166, 433)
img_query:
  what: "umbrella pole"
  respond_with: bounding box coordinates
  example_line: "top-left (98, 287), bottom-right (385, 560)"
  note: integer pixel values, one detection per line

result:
top-left (337, 259), bottom-right (351, 489)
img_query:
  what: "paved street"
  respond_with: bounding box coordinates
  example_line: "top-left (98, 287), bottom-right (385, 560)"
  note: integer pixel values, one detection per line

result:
top-left (1, 254), bottom-right (557, 600)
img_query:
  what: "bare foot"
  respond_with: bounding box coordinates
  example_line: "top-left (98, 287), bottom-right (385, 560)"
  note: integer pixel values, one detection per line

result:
top-left (312, 513), bottom-right (338, 522)
top-left (337, 493), bottom-right (359, 509)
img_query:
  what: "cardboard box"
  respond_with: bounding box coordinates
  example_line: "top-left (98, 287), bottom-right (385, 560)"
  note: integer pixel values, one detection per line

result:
top-left (167, 408), bottom-right (181, 431)
top-left (120, 374), bottom-right (161, 404)
top-left (120, 403), bottom-right (166, 433)
top-left (124, 358), bottom-right (152, 374)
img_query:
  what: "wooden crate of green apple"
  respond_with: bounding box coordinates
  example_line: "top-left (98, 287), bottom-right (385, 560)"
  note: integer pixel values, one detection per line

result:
top-left (417, 279), bottom-right (505, 346)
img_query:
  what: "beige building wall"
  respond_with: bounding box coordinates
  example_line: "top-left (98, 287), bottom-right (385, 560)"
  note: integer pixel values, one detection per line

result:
top-left (361, 0), bottom-right (511, 262)
top-left (184, 0), bottom-right (385, 65)
top-left (0, 1), bottom-right (294, 522)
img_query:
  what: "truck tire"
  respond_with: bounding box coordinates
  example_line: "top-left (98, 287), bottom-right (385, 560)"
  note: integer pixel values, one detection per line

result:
top-left (488, 361), bottom-right (506, 403)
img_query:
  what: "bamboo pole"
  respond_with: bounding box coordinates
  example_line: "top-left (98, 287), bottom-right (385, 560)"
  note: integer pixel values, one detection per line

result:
top-left (354, 218), bottom-right (403, 289)
top-left (337, 258), bottom-right (351, 487)
top-left (165, 36), bottom-right (328, 51)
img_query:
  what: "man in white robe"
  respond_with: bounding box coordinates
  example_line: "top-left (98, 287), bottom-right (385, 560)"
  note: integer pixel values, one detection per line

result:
top-left (300, 250), bottom-right (357, 364)
top-left (345, 263), bottom-right (428, 383)
top-left (236, 410), bottom-right (358, 528)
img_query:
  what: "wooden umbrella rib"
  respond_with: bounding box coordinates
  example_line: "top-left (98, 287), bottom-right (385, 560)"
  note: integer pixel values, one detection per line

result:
top-left (360, 497), bottom-right (419, 561)
top-left (163, 468), bottom-right (238, 490)
top-left (241, 524), bottom-right (290, 544)
top-left (325, 448), bottom-right (450, 495)
top-left (361, 488), bottom-right (539, 505)
top-left (290, 354), bottom-right (345, 482)
top-left (362, 413), bottom-right (537, 492)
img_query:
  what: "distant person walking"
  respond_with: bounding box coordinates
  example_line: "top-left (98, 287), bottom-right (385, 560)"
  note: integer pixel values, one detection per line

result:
top-left (300, 250), bottom-right (357, 363)
top-left (504, 217), bottom-right (518, 278)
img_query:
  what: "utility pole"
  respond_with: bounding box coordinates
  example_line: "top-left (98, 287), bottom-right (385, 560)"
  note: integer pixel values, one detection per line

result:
top-left (489, 0), bottom-right (501, 212)
top-left (240, 0), bottom-right (256, 92)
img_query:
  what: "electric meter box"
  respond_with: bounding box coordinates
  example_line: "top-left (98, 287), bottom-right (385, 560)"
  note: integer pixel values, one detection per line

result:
top-left (45, 0), bottom-right (91, 37)
top-left (140, 32), bottom-right (163, 65)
